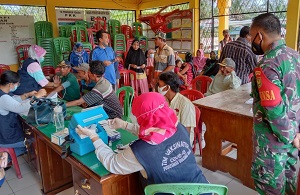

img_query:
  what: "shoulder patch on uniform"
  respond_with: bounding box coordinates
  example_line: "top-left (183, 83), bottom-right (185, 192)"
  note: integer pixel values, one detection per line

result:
top-left (254, 67), bottom-right (282, 107)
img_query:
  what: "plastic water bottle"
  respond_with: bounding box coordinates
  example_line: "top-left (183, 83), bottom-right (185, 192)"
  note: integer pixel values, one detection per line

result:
top-left (53, 105), bottom-right (64, 132)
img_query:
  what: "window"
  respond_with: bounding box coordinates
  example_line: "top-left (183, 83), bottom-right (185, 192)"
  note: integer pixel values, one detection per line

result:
top-left (0, 5), bottom-right (46, 22)
top-left (141, 3), bottom-right (189, 15)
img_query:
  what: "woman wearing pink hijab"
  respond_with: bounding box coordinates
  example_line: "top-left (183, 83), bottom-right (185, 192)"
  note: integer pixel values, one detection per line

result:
top-left (76, 92), bottom-right (209, 188)
top-left (193, 49), bottom-right (207, 73)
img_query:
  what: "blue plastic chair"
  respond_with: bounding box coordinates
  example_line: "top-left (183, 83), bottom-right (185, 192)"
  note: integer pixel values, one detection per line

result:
top-left (144, 183), bottom-right (228, 195)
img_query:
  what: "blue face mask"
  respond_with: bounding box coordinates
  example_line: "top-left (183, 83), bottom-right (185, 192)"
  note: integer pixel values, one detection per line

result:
top-left (10, 85), bottom-right (18, 92)
top-left (39, 57), bottom-right (45, 64)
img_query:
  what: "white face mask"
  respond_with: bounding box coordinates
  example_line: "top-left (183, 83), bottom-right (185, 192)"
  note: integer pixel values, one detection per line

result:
top-left (158, 85), bottom-right (169, 96)
top-left (149, 53), bottom-right (154, 58)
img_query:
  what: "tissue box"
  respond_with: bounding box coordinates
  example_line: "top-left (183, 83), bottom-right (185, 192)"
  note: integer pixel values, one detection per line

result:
top-left (51, 128), bottom-right (69, 146)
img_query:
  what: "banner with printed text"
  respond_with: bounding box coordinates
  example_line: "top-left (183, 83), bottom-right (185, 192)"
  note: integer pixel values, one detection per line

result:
top-left (56, 9), bottom-right (84, 27)
top-left (85, 10), bottom-right (110, 24)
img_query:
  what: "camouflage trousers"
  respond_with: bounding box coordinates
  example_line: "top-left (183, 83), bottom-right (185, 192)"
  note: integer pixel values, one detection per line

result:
top-left (251, 147), bottom-right (298, 195)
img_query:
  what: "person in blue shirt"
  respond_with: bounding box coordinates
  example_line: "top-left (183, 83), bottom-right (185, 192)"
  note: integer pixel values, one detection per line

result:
top-left (90, 30), bottom-right (120, 89)
top-left (69, 42), bottom-right (89, 67)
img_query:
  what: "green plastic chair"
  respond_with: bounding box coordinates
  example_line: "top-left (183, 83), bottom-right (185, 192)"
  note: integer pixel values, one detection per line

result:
top-left (37, 38), bottom-right (55, 67)
top-left (75, 20), bottom-right (91, 28)
top-left (113, 33), bottom-right (126, 54)
top-left (144, 183), bottom-right (228, 195)
top-left (108, 19), bottom-right (121, 36)
top-left (138, 35), bottom-right (148, 52)
top-left (59, 25), bottom-right (72, 37)
top-left (53, 37), bottom-right (72, 64)
top-left (71, 25), bottom-right (88, 43)
top-left (132, 22), bottom-right (143, 37)
top-left (116, 86), bottom-right (134, 123)
top-left (34, 21), bottom-right (53, 41)
top-left (82, 42), bottom-right (93, 55)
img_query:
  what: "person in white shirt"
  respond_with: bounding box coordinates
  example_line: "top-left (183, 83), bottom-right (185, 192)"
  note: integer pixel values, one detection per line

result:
top-left (205, 58), bottom-right (241, 96)
top-left (0, 71), bottom-right (46, 160)
top-left (157, 71), bottom-right (197, 146)
top-left (75, 92), bottom-right (210, 189)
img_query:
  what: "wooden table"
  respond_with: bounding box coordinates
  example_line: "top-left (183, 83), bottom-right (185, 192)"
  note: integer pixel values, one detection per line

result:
top-left (21, 107), bottom-right (142, 195)
top-left (193, 83), bottom-right (255, 189)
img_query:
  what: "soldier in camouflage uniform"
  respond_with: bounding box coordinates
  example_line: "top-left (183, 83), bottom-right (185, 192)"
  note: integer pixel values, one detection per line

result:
top-left (250, 13), bottom-right (300, 195)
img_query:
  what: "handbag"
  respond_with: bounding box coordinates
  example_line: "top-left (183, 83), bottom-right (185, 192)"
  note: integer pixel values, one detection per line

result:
top-left (26, 97), bottom-right (66, 126)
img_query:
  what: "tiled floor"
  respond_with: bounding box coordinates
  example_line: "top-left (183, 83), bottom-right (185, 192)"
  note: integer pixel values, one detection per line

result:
top-left (0, 150), bottom-right (292, 195)
top-left (0, 148), bottom-right (299, 195)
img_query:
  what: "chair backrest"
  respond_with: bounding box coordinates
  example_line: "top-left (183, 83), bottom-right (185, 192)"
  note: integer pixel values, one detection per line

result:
top-left (180, 89), bottom-right (204, 101)
top-left (16, 44), bottom-right (31, 67)
top-left (87, 28), bottom-right (98, 47)
top-left (42, 66), bottom-right (55, 76)
top-left (108, 19), bottom-right (121, 36)
top-left (144, 183), bottom-right (228, 195)
top-left (132, 22), bottom-right (143, 37)
top-left (113, 34), bottom-right (126, 52)
top-left (82, 42), bottom-right (93, 55)
top-left (0, 64), bottom-right (10, 75)
top-left (248, 72), bottom-right (254, 82)
top-left (119, 69), bottom-right (137, 88)
top-left (34, 21), bottom-right (53, 41)
top-left (191, 76), bottom-right (213, 94)
top-left (194, 105), bottom-right (201, 133)
top-left (59, 25), bottom-right (72, 37)
top-left (53, 37), bottom-right (72, 63)
top-left (71, 25), bottom-right (88, 43)
top-left (121, 25), bottom-right (133, 39)
top-left (126, 38), bottom-right (135, 52)
top-left (75, 20), bottom-right (91, 28)
top-left (93, 18), bottom-right (107, 31)
top-left (53, 37), bottom-right (72, 54)
top-left (37, 38), bottom-right (56, 66)
top-left (116, 86), bottom-right (134, 122)
top-left (55, 67), bottom-right (61, 73)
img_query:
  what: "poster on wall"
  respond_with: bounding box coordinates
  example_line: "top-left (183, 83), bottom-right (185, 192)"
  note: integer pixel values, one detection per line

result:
top-left (56, 9), bottom-right (84, 27)
top-left (0, 15), bottom-right (35, 65)
top-left (85, 10), bottom-right (110, 24)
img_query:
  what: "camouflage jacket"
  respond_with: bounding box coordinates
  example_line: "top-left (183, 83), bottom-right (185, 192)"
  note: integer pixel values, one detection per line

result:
top-left (252, 39), bottom-right (300, 152)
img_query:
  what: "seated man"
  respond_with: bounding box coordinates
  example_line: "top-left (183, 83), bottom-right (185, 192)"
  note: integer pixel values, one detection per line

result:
top-left (52, 60), bottom-right (81, 101)
top-left (199, 51), bottom-right (219, 78)
top-left (205, 58), bottom-right (241, 96)
top-left (158, 71), bottom-right (200, 147)
top-left (73, 63), bottom-right (96, 95)
top-left (66, 60), bottom-right (123, 119)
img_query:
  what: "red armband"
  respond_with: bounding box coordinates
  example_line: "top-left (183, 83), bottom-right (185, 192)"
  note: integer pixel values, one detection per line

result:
top-left (254, 67), bottom-right (282, 107)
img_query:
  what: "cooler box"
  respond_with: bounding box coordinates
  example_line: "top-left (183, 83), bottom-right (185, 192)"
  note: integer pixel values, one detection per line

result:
top-left (68, 106), bottom-right (109, 156)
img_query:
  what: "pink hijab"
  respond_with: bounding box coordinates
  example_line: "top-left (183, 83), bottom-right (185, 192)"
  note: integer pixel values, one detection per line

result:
top-left (132, 92), bottom-right (178, 144)
top-left (193, 49), bottom-right (207, 71)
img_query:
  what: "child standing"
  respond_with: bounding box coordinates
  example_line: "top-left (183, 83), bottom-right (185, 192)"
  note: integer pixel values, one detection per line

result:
top-left (179, 52), bottom-right (197, 87)
top-left (174, 59), bottom-right (188, 87)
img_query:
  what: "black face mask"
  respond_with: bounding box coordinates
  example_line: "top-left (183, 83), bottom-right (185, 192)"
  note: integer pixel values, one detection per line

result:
top-left (251, 33), bottom-right (264, 55)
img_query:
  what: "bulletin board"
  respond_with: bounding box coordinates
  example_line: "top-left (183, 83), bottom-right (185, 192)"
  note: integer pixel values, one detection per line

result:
top-left (142, 9), bottom-right (194, 52)
top-left (0, 15), bottom-right (36, 65)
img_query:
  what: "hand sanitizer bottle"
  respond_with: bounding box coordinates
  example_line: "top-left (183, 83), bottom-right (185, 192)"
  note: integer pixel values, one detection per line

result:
top-left (53, 105), bottom-right (64, 132)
